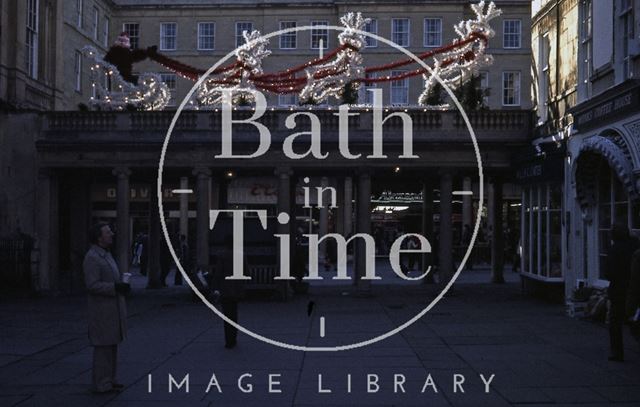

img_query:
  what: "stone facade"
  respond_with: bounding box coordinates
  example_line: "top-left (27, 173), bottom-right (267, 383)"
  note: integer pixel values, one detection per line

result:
top-left (109, 0), bottom-right (532, 109)
top-left (523, 0), bottom-right (640, 300)
top-left (531, 0), bottom-right (579, 136)
top-left (0, 1), bottom-right (533, 293)
top-left (0, 0), bottom-right (532, 111)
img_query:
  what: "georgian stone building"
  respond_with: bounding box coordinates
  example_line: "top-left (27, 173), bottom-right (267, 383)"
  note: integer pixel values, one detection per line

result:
top-left (527, 0), bottom-right (640, 300)
top-left (0, 0), bottom-right (533, 294)
top-left (518, 0), bottom-right (580, 295)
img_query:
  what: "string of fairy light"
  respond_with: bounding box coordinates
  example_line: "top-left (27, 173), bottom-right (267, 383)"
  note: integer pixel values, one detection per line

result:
top-left (83, 1), bottom-right (500, 111)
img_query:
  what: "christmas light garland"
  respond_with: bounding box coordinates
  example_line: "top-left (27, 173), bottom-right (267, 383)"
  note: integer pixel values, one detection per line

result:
top-left (83, 1), bottom-right (500, 110)
top-left (83, 46), bottom-right (171, 110)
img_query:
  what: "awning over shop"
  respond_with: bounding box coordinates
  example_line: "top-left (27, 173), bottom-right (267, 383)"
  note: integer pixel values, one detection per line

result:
top-left (575, 135), bottom-right (638, 208)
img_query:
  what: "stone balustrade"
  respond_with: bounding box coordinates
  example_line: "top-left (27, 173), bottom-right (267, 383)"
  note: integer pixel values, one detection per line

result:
top-left (41, 108), bottom-right (532, 143)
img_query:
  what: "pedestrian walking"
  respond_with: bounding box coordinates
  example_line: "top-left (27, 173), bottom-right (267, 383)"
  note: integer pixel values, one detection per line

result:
top-left (139, 233), bottom-right (148, 276)
top-left (407, 235), bottom-right (419, 271)
top-left (211, 236), bottom-right (245, 349)
top-left (83, 222), bottom-right (130, 393)
top-left (509, 227), bottom-right (520, 272)
top-left (461, 224), bottom-right (473, 270)
top-left (604, 222), bottom-right (637, 362)
top-left (159, 235), bottom-right (175, 287)
top-left (175, 234), bottom-right (189, 286)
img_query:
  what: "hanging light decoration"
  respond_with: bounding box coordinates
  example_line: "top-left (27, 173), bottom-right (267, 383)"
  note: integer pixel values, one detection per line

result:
top-left (81, 2), bottom-right (500, 110)
top-left (83, 46), bottom-right (171, 111)
top-left (298, 12), bottom-right (368, 104)
top-left (194, 29), bottom-right (272, 108)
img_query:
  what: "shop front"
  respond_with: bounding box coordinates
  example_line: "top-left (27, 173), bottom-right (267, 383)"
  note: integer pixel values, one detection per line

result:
top-left (515, 145), bottom-right (566, 299)
top-left (566, 80), bottom-right (640, 298)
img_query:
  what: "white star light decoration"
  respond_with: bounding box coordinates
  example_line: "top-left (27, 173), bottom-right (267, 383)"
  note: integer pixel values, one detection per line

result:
top-left (418, 1), bottom-right (501, 106)
top-left (298, 12), bottom-right (367, 104)
top-left (83, 46), bottom-right (170, 111)
top-left (195, 30), bottom-right (272, 107)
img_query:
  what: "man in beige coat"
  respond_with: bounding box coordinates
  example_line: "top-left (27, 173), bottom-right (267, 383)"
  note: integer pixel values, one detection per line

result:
top-left (83, 222), bottom-right (130, 393)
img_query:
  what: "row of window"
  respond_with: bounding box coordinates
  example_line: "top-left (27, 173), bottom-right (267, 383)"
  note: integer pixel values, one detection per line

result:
top-left (76, 0), bottom-right (110, 47)
top-left (102, 70), bottom-right (520, 107)
top-left (119, 18), bottom-right (522, 52)
top-left (578, 0), bottom-right (636, 100)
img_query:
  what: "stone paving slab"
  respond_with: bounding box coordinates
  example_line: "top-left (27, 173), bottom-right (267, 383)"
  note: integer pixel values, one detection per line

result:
top-left (1, 271), bottom-right (639, 406)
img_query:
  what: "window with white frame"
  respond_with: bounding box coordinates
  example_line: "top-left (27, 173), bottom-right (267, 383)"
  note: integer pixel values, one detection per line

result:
top-left (160, 23), bottom-right (177, 51)
top-left (502, 71), bottom-right (520, 106)
top-left (359, 72), bottom-right (378, 104)
top-left (93, 7), bottom-right (99, 40)
top-left (279, 21), bottom-right (297, 49)
top-left (522, 184), bottom-right (563, 279)
top-left (538, 34), bottom-right (550, 122)
top-left (479, 71), bottom-right (489, 106)
top-left (390, 70), bottom-right (409, 105)
top-left (311, 21), bottom-right (328, 49)
top-left (580, 0), bottom-right (593, 97)
top-left (619, 0), bottom-right (635, 79)
top-left (103, 16), bottom-right (109, 47)
top-left (364, 19), bottom-right (377, 47)
top-left (74, 50), bottom-right (82, 92)
top-left (25, 0), bottom-right (39, 79)
top-left (160, 73), bottom-right (177, 106)
top-left (76, 0), bottom-right (83, 29)
top-left (503, 19), bottom-right (521, 49)
top-left (123, 23), bottom-right (139, 49)
top-left (279, 93), bottom-right (298, 106)
top-left (423, 18), bottom-right (442, 47)
top-left (235, 22), bottom-right (253, 48)
top-left (392, 18), bottom-right (410, 47)
top-left (198, 22), bottom-right (215, 50)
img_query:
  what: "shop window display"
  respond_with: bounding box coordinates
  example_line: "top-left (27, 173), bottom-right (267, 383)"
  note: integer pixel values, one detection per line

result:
top-left (521, 184), bottom-right (563, 280)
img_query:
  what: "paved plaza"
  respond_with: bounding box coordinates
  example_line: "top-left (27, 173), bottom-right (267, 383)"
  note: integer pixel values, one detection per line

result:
top-left (1, 268), bottom-right (639, 407)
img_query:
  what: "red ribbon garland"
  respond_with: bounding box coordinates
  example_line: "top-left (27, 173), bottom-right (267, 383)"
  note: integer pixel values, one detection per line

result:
top-left (149, 53), bottom-right (239, 81)
top-left (146, 31), bottom-right (487, 94)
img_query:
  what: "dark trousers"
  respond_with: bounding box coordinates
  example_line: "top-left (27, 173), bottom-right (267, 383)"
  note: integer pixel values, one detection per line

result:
top-left (174, 266), bottom-right (183, 285)
top-left (140, 257), bottom-right (148, 276)
top-left (92, 345), bottom-right (117, 392)
top-left (221, 300), bottom-right (238, 345)
top-left (160, 263), bottom-right (171, 285)
top-left (631, 322), bottom-right (640, 344)
top-left (609, 299), bottom-right (625, 358)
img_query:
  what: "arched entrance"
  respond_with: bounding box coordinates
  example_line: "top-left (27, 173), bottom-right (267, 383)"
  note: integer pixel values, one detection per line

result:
top-left (574, 130), bottom-right (640, 281)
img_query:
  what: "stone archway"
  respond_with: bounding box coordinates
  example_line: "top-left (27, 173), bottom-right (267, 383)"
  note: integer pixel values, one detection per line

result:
top-left (574, 131), bottom-right (638, 209)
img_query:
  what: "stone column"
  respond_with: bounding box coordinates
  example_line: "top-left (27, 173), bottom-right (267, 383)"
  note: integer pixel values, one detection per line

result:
top-left (490, 178), bottom-right (505, 283)
top-left (210, 179), bottom-right (220, 211)
top-left (335, 177), bottom-right (345, 236)
top-left (462, 176), bottom-right (472, 229)
top-left (276, 167), bottom-right (292, 299)
top-left (179, 176), bottom-right (189, 237)
top-left (439, 171), bottom-right (453, 286)
top-left (318, 176), bottom-right (329, 262)
top-left (355, 170), bottom-right (372, 289)
top-left (68, 173), bottom-right (91, 293)
top-left (289, 174), bottom-right (298, 258)
top-left (147, 185), bottom-right (162, 289)
top-left (343, 176), bottom-right (353, 237)
top-left (276, 168), bottom-right (292, 232)
top-left (113, 167), bottom-right (131, 276)
top-left (194, 168), bottom-right (211, 272)
top-left (422, 180), bottom-right (435, 284)
top-left (36, 169), bottom-right (52, 292)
